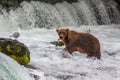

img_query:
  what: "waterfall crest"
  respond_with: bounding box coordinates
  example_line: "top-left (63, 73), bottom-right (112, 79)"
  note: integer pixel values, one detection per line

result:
top-left (0, 0), bottom-right (119, 29)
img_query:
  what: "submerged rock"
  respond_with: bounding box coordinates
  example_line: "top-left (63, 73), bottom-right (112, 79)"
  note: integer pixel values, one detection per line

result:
top-left (50, 41), bottom-right (64, 46)
top-left (0, 38), bottom-right (30, 65)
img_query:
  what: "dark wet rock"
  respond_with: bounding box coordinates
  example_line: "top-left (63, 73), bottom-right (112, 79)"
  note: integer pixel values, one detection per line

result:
top-left (0, 0), bottom-right (78, 7)
top-left (0, 38), bottom-right (30, 65)
top-left (50, 41), bottom-right (64, 46)
top-left (25, 64), bottom-right (38, 69)
top-left (54, 74), bottom-right (74, 80)
top-left (30, 73), bottom-right (40, 80)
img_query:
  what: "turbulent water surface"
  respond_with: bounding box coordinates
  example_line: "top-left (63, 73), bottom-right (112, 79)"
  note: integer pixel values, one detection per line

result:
top-left (0, 25), bottom-right (120, 80)
top-left (0, 0), bottom-right (120, 80)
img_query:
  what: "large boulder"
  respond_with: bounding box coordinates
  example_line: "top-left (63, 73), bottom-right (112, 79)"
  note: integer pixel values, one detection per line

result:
top-left (0, 38), bottom-right (30, 65)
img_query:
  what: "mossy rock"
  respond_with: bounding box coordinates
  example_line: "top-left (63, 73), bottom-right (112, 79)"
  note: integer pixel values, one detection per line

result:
top-left (0, 38), bottom-right (30, 65)
top-left (50, 41), bottom-right (64, 46)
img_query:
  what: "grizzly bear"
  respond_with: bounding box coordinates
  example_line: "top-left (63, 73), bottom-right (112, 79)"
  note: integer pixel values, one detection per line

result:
top-left (56, 28), bottom-right (101, 59)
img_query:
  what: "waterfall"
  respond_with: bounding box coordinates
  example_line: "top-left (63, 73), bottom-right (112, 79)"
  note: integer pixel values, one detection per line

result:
top-left (0, 53), bottom-right (34, 80)
top-left (0, 0), bottom-right (120, 30)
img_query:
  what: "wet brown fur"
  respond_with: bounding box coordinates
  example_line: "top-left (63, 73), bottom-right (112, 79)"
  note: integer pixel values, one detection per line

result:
top-left (56, 28), bottom-right (101, 59)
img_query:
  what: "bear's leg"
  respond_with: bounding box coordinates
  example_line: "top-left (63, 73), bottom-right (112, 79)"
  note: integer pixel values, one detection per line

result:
top-left (67, 49), bottom-right (74, 54)
top-left (87, 54), bottom-right (93, 58)
top-left (87, 53), bottom-right (98, 60)
top-left (66, 46), bottom-right (75, 54)
top-left (88, 52), bottom-right (101, 59)
top-left (94, 51), bottom-right (101, 59)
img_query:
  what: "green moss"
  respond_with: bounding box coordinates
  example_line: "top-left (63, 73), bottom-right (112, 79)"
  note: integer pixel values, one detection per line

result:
top-left (22, 53), bottom-right (30, 65)
top-left (50, 41), bottom-right (64, 46)
top-left (16, 46), bottom-right (22, 53)
top-left (10, 53), bottom-right (30, 65)
top-left (0, 38), bottom-right (30, 65)
top-left (10, 55), bottom-right (17, 61)
top-left (56, 41), bottom-right (64, 46)
top-left (5, 44), bottom-right (13, 53)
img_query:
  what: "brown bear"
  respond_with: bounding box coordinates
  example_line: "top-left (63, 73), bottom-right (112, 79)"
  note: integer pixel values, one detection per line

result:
top-left (56, 28), bottom-right (101, 59)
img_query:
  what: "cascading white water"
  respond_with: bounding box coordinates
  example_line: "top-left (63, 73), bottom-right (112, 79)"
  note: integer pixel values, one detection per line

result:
top-left (0, 53), bottom-right (34, 80)
top-left (0, 0), bottom-right (120, 30)
top-left (0, 0), bottom-right (120, 80)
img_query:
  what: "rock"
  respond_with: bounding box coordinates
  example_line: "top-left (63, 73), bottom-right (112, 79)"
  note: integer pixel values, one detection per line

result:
top-left (0, 0), bottom-right (78, 8)
top-left (30, 74), bottom-right (40, 80)
top-left (50, 41), bottom-right (64, 46)
top-left (0, 38), bottom-right (30, 65)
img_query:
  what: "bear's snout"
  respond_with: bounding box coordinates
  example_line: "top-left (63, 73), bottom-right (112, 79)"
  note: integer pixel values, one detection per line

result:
top-left (59, 33), bottom-right (64, 40)
top-left (60, 36), bottom-right (63, 39)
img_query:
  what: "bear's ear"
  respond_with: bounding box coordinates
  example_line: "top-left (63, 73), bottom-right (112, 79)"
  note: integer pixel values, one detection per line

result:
top-left (66, 28), bottom-right (69, 39)
top-left (66, 28), bottom-right (69, 31)
top-left (66, 28), bottom-right (69, 33)
top-left (56, 28), bottom-right (59, 32)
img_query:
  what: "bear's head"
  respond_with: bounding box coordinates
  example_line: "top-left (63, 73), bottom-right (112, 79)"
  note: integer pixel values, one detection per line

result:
top-left (56, 28), bottom-right (69, 41)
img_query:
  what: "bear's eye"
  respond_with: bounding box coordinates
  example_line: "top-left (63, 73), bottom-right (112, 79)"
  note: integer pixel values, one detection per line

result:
top-left (62, 31), bottom-right (66, 35)
top-left (59, 32), bottom-right (62, 35)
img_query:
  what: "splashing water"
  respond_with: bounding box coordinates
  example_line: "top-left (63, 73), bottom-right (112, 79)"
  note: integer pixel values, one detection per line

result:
top-left (0, 53), bottom-right (34, 80)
